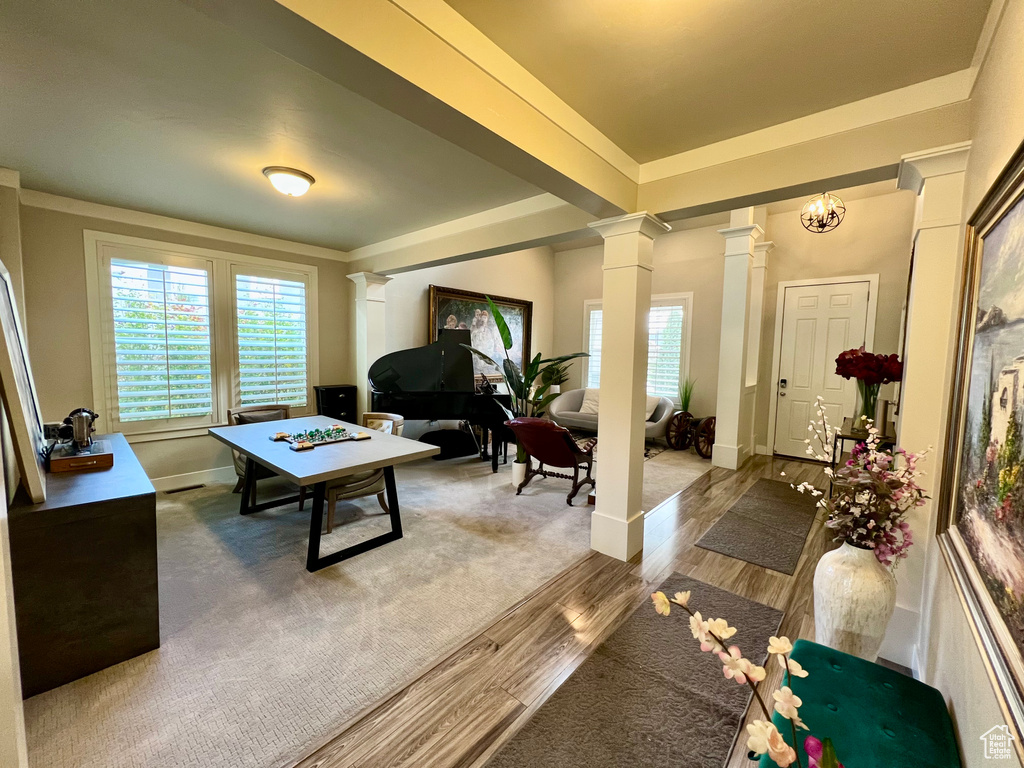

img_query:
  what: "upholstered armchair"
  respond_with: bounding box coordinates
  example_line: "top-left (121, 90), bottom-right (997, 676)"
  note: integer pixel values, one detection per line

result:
top-left (504, 417), bottom-right (596, 505)
top-left (547, 388), bottom-right (675, 441)
top-left (227, 405), bottom-right (300, 506)
top-left (300, 412), bottom-right (406, 533)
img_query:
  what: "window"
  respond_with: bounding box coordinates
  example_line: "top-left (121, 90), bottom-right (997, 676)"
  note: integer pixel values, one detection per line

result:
top-left (110, 258), bottom-right (214, 423)
top-left (88, 232), bottom-right (319, 437)
top-left (582, 293), bottom-right (692, 401)
top-left (234, 272), bottom-right (308, 408)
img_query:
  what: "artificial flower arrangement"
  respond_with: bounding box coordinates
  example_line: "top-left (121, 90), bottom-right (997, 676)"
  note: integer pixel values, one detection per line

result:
top-left (834, 346), bottom-right (903, 430)
top-left (650, 590), bottom-right (842, 767)
top-left (790, 396), bottom-right (928, 567)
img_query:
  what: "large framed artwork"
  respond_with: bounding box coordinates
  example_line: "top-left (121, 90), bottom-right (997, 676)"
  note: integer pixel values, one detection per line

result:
top-left (940, 137), bottom-right (1024, 757)
top-left (428, 285), bottom-right (532, 383)
top-left (0, 259), bottom-right (46, 502)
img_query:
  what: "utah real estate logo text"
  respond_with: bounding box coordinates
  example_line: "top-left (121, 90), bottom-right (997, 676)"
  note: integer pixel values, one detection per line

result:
top-left (980, 725), bottom-right (1015, 760)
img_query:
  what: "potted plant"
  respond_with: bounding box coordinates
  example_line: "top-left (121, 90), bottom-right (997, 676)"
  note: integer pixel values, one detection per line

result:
top-left (791, 396), bottom-right (928, 660)
top-left (540, 359), bottom-right (571, 395)
top-left (834, 347), bottom-right (902, 433)
top-left (462, 296), bottom-right (587, 487)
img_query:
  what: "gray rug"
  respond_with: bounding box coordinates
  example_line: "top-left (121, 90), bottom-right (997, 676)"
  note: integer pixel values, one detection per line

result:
top-left (486, 573), bottom-right (784, 768)
top-left (696, 478), bottom-right (817, 574)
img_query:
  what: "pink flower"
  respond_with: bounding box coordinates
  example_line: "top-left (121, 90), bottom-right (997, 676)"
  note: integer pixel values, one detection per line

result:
top-left (718, 645), bottom-right (751, 684)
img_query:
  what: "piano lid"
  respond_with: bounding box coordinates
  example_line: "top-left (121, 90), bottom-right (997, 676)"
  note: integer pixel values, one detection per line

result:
top-left (368, 329), bottom-right (475, 393)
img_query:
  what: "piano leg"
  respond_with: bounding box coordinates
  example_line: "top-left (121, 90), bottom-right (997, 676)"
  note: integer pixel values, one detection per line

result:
top-left (492, 429), bottom-right (500, 473)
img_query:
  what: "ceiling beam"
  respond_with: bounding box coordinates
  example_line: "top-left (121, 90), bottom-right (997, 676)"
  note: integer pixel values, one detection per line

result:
top-left (182, 0), bottom-right (635, 218)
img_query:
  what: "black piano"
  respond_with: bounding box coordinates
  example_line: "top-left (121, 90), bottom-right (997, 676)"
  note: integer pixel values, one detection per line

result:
top-left (368, 330), bottom-right (512, 472)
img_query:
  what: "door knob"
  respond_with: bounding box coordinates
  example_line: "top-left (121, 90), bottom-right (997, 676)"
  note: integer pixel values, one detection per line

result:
top-left (780, 392), bottom-right (786, 397)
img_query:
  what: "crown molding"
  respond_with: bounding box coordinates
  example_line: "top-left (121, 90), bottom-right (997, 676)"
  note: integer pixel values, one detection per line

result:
top-left (18, 189), bottom-right (351, 262)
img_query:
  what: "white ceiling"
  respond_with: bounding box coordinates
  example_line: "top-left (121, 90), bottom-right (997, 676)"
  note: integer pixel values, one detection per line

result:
top-left (445, 0), bottom-right (991, 163)
top-left (0, 0), bottom-right (539, 251)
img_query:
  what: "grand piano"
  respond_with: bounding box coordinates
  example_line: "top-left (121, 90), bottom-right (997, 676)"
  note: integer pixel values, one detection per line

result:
top-left (368, 330), bottom-right (512, 472)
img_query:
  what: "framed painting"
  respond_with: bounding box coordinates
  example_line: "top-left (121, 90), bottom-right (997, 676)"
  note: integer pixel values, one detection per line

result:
top-left (940, 137), bottom-right (1024, 756)
top-left (428, 285), bottom-right (532, 383)
top-left (0, 259), bottom-right (46, 502)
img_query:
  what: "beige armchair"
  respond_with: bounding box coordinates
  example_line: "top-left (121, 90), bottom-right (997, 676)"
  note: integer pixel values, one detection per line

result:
top-left (227, 405), bottom-right (305, 507)
top-left (300, 412), bottom-right (406, 533)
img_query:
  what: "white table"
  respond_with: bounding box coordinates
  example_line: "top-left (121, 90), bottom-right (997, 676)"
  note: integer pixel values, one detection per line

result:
top-left (209, 415), bottom-right (439, 571)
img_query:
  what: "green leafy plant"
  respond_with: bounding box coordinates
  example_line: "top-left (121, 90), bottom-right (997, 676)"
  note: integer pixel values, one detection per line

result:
top-left (540, 360), bottom-right (571, 389)
top-left (679, 377), bottom-right (696, 413)
top-left (462, 296), bottom-right (587, 458)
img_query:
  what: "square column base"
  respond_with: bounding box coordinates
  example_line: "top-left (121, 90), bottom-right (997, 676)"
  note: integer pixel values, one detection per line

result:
top-left (590, 508), bottom-right (644, 561)
top-left (712, 442), bottom-right (742, 470)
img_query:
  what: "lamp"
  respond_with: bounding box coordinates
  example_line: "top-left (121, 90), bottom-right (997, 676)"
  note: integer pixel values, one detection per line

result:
top-left (262, 166), bottom-right (315, 197)
top-left (800, 192), bottom-right (845, 233)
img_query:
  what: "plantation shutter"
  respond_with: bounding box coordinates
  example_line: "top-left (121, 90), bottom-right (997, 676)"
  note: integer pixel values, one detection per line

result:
top-left (647, 302), bottom-right (685, 399)
top-left (234, 273), bottom-right (309, 408)
top-left (109, 258), bottom-right (214, 423)
top-left (585, 306), bottom-right (602, 388)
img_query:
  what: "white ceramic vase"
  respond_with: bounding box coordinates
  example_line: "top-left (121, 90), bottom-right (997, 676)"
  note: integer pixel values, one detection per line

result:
top-left (813, 542), bottom-right (896, 661)
top-left (511, 460), bottom-right (528, 488)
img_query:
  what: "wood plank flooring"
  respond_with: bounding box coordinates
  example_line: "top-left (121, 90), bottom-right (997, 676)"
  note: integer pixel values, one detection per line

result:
top-left (291, 456), bottom-right (831, 768)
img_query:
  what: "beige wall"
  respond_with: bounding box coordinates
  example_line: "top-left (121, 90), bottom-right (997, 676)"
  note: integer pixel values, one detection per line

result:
top-left (384, 245), bottom-right (556, 363)
top-left (754, 190), bottom-right (916, 450)
top-left (18, 204), bottom-right (354, 480)
top-left (552, 225), bottom-right (725, 417)
top-left (916, 1), bottom-right (1024, 765)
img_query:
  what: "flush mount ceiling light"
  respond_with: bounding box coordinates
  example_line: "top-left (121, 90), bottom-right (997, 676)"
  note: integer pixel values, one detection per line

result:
top-left (800, 191), bottom-right (845, 233)
top-left (262, 166), bottom-right (315, 197)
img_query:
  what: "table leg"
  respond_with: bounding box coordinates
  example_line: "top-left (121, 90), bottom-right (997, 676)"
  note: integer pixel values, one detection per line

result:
top-left (305, 466), bottom-right (405, 573)
top-left (240, 457), bottom-right (257, 515)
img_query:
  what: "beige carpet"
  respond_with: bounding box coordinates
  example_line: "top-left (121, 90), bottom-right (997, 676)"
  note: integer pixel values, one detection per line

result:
top-left (24, 449), bottom-right (709, 768)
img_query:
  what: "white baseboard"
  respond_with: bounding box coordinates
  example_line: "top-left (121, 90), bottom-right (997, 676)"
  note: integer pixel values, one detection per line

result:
top-left (152, 466), bottom-right (236, 492)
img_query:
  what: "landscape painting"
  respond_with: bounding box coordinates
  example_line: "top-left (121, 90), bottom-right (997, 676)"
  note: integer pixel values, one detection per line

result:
top-left (944, 141), bottom-right (1024, 747)
top-left (428, 285), bottom-right (532, 382)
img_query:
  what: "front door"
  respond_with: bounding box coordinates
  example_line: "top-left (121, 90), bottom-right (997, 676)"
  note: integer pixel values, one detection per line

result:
top-left (774, 281), bottom-right (870, 459)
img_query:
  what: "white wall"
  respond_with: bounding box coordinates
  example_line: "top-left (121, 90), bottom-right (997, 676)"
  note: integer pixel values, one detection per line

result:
top-left (915, 1), bottom-right (1024, 765)
top-left (553, 224), bottom-right (726, 418)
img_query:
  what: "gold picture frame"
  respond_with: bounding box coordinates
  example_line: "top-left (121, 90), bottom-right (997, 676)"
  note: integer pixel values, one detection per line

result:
top-left (939, 136), bottom-right (1024, 759)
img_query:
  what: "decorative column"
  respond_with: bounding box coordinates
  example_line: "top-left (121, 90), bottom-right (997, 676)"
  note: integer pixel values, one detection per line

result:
top-left (347, 272), bottom-right (392, 416)
top-left (746, 241), bottom-right (774, 387)
top-left (589, 212), bottom-right (670, 561)
top-left (880, 141), bottom-right (971, 668)
top-left (713, 209), bottom-right (763, 469)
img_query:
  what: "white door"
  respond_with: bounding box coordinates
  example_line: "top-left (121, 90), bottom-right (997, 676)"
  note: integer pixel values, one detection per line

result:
top-left (774, 281), bottom-right (870, 458)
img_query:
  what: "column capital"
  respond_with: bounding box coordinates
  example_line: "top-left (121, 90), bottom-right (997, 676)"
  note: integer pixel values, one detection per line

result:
top-left (752, 240), bottom-right (775, 268)
top-left (897, 141), bottom-right (971, 195)
top-left (347, 271), bottom-right (393, 288)
top-left (0, 168), bottom-right (20, 189)
top-left (717, 223), bottom-right (764, 240)
top-left (588, 211), bottom-right (671, 240)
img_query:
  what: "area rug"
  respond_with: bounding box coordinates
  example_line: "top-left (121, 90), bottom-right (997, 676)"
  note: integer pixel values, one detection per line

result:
top-left (23, 457), bottom-right (594, 768)
top-left (696, 478), bottom-right (818, 574)
top-left (485, 573), bottom-right (784, 768)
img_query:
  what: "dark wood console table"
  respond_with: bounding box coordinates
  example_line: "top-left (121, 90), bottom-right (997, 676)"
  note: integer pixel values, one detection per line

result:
top-left (8, 432), bottom-right (159, 697)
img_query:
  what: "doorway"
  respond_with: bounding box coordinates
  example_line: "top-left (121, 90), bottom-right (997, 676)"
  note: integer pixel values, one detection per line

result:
top-left (769, 276), bottom-right (877, 458)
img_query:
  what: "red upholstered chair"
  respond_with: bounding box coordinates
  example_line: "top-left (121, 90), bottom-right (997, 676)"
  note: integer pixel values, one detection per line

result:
top-left (504, 417), bottom-right (596, 505)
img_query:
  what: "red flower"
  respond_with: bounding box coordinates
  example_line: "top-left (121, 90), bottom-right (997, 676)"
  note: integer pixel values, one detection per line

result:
top-left (835, 346), bottom-right (903, 385)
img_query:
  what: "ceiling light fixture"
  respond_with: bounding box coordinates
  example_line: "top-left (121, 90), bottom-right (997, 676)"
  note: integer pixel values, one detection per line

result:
top-left (800, 192), bottom-right (845, 233)
top-left (262, 166), bottom-right (315, 197)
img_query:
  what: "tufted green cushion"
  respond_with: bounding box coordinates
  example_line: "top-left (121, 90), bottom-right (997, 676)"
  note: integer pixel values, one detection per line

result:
top-left (758, 640), bottom-right (961, 768)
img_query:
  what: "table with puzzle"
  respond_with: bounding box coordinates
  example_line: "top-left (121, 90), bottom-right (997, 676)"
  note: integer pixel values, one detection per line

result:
top-left (209, 415), bottom-right (439, 571)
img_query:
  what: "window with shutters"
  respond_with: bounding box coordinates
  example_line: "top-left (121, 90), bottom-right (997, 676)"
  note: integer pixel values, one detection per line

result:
top-left (234, 271), bottom-right (309, 409)
top-left (582, 293), bottom-right (692, 402)
top-left (87, 232), bottom-right (319, 438)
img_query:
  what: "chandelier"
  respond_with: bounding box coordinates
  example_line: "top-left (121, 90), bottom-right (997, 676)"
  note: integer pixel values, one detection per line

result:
top-left (800, 192), bottom-right (845, 233)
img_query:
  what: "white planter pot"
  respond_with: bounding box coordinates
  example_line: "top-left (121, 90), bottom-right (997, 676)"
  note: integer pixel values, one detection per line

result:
top-left (549, 384), bottom-right (561, 394)
top-left (511, 461), bottom-right (528, 488)
top-left (813, 541), bottom-right (896, 661)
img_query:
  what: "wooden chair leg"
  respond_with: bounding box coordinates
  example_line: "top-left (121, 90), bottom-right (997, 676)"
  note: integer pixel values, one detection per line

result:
top-left (232, 476), bottom-right (244, 493)
top-left (377, 491), bottom-right (390, 515)
top-left (567, 464), bottom-right (581, 505)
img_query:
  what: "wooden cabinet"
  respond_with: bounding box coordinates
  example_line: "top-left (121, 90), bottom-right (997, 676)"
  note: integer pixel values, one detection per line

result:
top-left (8, 433), bottom-right (158, 697)
top-left (314, 384), bottom-right (358, 423)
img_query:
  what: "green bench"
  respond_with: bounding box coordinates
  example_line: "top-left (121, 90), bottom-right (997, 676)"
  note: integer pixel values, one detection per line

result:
top-left (759, 639), bottom-right (961, 767)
